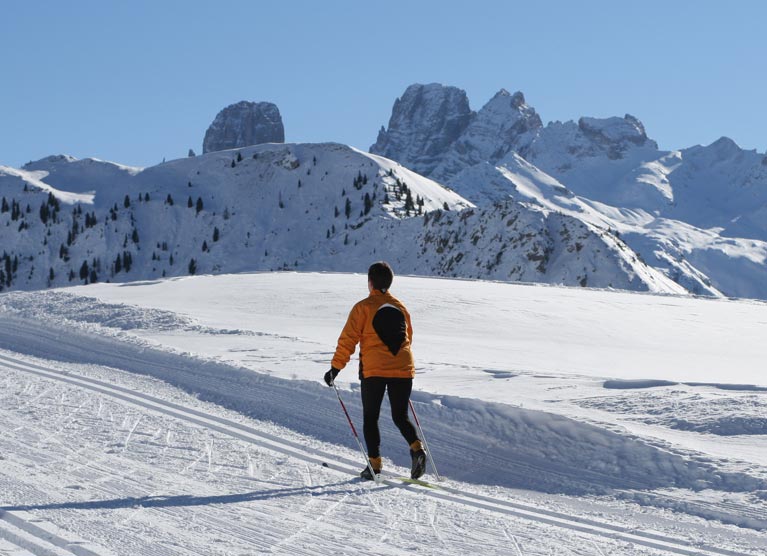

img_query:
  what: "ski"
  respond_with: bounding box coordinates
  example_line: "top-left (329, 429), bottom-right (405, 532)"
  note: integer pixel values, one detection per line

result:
top-left (395, 476), bottom-right (441, 489)
top-left (321, 462), bottom-right (439, 488)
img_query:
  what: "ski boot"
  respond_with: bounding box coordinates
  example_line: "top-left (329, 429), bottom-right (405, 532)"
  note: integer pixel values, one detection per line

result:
top-left (360, 456), bottom-right (382, 481)
top-left (410, 443), bottom-right (426, 480)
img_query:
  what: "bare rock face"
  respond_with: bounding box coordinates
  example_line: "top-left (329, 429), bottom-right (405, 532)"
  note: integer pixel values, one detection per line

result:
top-left (431, 89), bottom-right (543, 181)
top-left (203, 101), bottom-right (284, 154)
top-left (370, 83), bottom-right (474, 176)
top-left (371, 85), bottom-right (543, 181)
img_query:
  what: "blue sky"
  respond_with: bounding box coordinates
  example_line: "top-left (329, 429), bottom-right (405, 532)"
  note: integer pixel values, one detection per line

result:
top-left (2, 1), bottom-right (765, 168)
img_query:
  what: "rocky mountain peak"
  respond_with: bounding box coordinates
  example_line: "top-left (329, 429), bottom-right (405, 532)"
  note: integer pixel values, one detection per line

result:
top-left (369, 83), bottom-right (474, 176)
top-left (430, 89), bottom-right (543, 181)
top-left (202, 101), bottom-right (284, 154)
top-left (577, 114), bottom-right (653, 150)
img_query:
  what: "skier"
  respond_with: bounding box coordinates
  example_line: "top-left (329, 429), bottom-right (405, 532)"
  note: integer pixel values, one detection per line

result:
top-left (324, 261), bottom-right (426, 480)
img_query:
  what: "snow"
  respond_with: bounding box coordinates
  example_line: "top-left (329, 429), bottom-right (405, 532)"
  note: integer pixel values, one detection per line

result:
top-left (1, 272), bottom-right (766, 554)
top-left (0, 166), bottom-right (95, 205)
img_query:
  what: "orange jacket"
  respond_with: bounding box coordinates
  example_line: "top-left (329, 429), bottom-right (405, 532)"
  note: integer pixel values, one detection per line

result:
top-left (331, 290), bottom-right (415, 379)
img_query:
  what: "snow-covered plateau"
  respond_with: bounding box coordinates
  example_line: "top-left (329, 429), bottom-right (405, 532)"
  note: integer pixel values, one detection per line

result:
top-left (0, 271), bottom-right (765, 555)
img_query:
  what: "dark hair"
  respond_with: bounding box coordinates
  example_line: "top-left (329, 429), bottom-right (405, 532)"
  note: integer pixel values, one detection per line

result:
top-left (368, 261), bottom-right (394, 292)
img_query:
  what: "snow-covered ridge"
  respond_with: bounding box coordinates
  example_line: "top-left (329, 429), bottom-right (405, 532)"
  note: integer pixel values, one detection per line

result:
top-left (372, 82), bottom-right (767, 300)
top-left (0, 141), bottom-right (678, 295)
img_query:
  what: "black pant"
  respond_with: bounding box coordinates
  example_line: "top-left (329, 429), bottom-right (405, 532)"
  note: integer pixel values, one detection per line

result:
top-left (361, 376), bottom-right (418, 459)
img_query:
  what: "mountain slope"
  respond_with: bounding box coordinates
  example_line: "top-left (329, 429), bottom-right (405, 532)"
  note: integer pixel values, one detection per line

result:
top-left (371, 83), bottom-right (767, 299)
top-left (0, 142), bottom-right (678, 295)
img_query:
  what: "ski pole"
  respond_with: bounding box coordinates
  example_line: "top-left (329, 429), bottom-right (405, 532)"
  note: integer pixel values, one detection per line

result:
top-left (330, 378), bottom-right (380, 483)
top-left (409, 399), bottom-right (441, 481)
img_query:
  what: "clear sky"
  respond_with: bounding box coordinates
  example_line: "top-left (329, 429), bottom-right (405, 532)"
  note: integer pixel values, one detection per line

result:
top-left (2, 0), bottom-right (765, 168)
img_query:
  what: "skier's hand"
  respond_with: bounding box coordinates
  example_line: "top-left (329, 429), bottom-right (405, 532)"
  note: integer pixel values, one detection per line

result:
top-left (324, 367), bottom-right (340, 386)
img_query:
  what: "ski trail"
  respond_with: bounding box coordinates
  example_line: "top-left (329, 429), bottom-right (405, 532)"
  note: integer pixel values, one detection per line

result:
top-left (0, 352), bottom-right (755, 556)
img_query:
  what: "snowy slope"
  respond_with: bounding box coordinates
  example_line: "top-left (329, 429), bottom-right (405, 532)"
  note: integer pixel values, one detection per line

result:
top-left (371, 83), bottom-right (767, 299)
top-left (447, 151), bottom-right (767, 298)
top-left (0, 142), bottom-right (681, 296)
top-left (0, 143), bottom-right (469, 290)
top-left (1, 272), bottom-right (766, 554)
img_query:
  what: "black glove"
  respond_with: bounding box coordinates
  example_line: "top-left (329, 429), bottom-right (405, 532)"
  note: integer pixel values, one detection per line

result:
top-left (324, 367), bottom-right (340, 386)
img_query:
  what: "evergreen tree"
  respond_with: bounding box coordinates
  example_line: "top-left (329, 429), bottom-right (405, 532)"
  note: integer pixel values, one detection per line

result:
top-left (39, 203), bottom-right (49, 224)
top-left (231, 159), bottom-right (236, 168)
top-left (364, 192), bottom-right (372, 215)
top-left (188, 258), bottom-right (197, 275)
top-left (48, 192), bottom-right (60, 211)
top-left (132, 228), bottom-right (139, 243)
top-left (213, 227), bottom-right (220, 242)
top-left (79, 260), bottom-right (89, 281)
top-left (1, 197), bottom-right (8, 213)
top-left (202, 240), bottom-right (208, 252)
top-left (237, 152), bottom-right (243, 162)
top-left (188, 196), bottom-right (194, 208)
top-left (196, 197), bottom-right (203, 214)
top-left (166, 194), bottom-right (174, 205)
top-left (124, 195), bottom-right (131, 208)
top-left (345, 197), bottom-right (351, 218)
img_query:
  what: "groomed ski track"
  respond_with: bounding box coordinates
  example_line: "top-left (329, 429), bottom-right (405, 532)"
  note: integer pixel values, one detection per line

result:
top-left (0, 352), bottom-right (753, 556)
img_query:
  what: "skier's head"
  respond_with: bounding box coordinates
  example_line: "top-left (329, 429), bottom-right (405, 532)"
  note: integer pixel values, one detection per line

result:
top-left (368, 261), bottom-right (394, 293)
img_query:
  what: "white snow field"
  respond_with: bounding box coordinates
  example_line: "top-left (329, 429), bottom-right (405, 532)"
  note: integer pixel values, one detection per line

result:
top-left (1, 272), bottom-right (766, 555)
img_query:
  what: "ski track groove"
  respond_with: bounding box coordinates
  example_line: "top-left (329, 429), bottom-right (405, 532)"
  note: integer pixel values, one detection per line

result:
top-left (5, 314), bottom-right (764, 520)
top-left (0, 352), bottom-right (757, 556)
top-left (1, 375), bottom-right (407, 556)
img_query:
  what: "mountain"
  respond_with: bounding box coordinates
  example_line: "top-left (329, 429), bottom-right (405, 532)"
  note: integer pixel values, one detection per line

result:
top-left (0, 142), bottom-right (679, 296)
top-left (202, 101), bottom-right (285, 154)
top-left (370, 84), bottom-right (474, 177)
top-left (430, 89), bottom-right (542, 182)
top-left (372, 83), bottom-right (767, 300)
